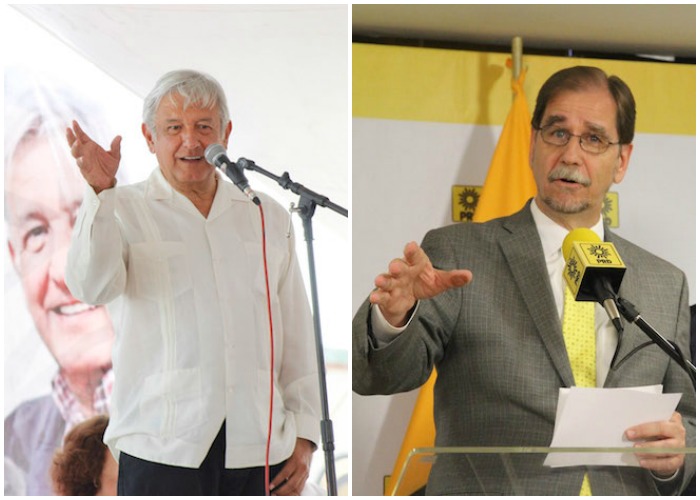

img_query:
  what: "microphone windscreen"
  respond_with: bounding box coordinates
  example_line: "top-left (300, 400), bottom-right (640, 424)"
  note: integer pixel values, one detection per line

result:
top-left (562, 227), bottom-right (600, 262)
top-left (204, 143), bottom-right (227, 166)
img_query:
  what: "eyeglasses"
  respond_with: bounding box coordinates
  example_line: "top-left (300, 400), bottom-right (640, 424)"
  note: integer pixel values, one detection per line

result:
top-left (537, 125), bottom-right (621, 155)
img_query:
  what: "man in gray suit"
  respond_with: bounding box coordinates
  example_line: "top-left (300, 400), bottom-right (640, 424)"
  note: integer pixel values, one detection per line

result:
top-left (353, 66), bottom-right (695, 495)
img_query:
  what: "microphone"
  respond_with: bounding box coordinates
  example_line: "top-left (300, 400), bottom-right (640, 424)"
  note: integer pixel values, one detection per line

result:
top-left (562, 228), bottom-right (626, 333)
top-left (204, 144), bottom-right (261, 205)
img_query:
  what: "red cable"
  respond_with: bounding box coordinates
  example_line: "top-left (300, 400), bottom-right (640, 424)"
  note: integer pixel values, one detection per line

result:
top-left (257, 203), bottom-right (275, 496)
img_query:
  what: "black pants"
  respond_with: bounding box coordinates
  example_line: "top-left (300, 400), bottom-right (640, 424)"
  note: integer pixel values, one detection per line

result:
top-left (117, 423), bottom-right (285, 495)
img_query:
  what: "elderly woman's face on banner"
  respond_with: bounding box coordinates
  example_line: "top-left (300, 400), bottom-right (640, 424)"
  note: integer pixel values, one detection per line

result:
top-left (6, 131), bottom-right (114, 373)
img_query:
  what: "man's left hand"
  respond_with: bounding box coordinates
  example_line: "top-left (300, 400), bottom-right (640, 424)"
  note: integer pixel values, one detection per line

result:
top-left (625, 411), bottom-right (686, 478)
top-left (269, 438), bottom-right (315, 495)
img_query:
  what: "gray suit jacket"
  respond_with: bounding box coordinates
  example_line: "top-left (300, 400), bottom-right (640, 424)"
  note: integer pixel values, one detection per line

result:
top-left (353, 202), bottom-right (696, 495)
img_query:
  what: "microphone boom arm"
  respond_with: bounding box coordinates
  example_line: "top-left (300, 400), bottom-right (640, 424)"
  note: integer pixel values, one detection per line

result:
top-left (616, 297), bottom-right (696, 388)
top-left (237, 158), bottom-right (348, 218)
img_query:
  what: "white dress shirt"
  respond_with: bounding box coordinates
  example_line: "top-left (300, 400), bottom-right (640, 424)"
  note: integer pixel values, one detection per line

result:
top-left (66, 168), bottom-right (320, 469)
top-left (372, 201), bottom-right (618, 386)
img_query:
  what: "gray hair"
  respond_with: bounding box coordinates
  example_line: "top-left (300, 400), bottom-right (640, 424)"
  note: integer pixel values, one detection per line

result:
top-left (4, 67), bottom-right (108, 219)
top-left (5, 67), bottom-right (99, 168)
top-left (142, 69), bottom-right (230, 136)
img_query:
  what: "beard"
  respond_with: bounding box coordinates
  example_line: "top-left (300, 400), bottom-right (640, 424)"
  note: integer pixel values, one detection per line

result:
top-left (542, 195), bottom-right (591, 214)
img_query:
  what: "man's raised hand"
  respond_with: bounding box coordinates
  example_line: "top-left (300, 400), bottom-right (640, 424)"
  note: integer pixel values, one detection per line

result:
top-left (369, 241), bottom-right (472, 327)
top-left (66, 120), bottom-right (121, 194)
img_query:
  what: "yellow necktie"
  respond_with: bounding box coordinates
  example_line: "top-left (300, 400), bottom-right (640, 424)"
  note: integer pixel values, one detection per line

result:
top-left (562, 285), bottom-right (596, 495)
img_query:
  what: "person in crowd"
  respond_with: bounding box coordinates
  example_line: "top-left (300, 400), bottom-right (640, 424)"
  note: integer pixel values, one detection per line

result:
top-left (353, 66), bottom-right (695, 495)
top-left (4, 68), bottom-right (115, 496)
top-left (51, 414), bottom-right (117, 496)
top-left (65, 69), bottom-right (320, 495)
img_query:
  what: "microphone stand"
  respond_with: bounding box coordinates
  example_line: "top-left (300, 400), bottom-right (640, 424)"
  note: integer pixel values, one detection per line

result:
top-left (616, 297), bottom-right (696, 388)
top-left (238, 157), bottom-right (346, 495)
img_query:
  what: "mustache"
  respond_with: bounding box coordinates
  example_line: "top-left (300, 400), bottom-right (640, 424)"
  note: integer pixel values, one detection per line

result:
top-left (548, 165), bottom-right (591, 187)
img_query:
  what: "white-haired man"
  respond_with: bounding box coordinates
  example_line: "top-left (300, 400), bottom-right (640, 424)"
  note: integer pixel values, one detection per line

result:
top-left (66, 70), bottom-right (320, 495)
top-left (4, 67), bottom-right (115, 496)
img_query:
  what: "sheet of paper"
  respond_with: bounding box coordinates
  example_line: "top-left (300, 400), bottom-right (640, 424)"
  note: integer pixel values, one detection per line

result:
top-left (544, 385), bottom-right (681, 467)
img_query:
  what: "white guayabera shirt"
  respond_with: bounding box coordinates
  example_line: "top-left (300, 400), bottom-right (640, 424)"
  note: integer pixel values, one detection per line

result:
top-left (66, 168), bottom-right (320, 469)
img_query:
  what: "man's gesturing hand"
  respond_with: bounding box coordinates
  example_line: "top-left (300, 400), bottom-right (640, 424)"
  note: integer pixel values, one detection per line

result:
top-left (66, 120), bottom-right (121, 194)
top-left (369, 241), bottom-right (473, 327)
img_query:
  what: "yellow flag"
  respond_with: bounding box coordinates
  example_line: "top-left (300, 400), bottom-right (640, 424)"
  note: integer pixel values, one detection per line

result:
top-left (473, 69), bottom-right (538, 222)
top-left (384, 67), bottom-right (537, 496)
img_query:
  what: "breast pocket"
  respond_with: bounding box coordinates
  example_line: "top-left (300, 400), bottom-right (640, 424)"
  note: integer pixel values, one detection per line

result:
top-left (244, 241), bottom-right (285, 297)
top-left (128, 242), bottom-right (192, 301)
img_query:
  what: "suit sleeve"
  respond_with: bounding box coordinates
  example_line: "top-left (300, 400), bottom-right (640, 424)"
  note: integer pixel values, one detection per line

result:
top-left (352, 228), bottom-right (464, 395)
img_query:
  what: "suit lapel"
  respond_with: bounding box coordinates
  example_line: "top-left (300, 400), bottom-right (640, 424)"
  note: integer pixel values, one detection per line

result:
top-left (498, 206), bottom-right (575, 387)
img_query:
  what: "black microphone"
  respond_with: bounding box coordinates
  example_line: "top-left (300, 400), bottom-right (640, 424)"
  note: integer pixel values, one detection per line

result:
top-left (562, 228), bottom-right (625, 333)
top-left (204, 144), bottom-right (261, 205)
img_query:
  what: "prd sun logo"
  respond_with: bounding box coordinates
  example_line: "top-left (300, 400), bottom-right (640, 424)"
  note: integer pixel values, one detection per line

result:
top-left (459, 187), bottom-right (480, 211)
top-left (602, 196), bottom-right (613, 217)
top-left (587, 244), bottom-right (610, 260)
top-left (452, 185), bottom-right (482, 222)
top-left (566, 257), bottom-right (581, 284)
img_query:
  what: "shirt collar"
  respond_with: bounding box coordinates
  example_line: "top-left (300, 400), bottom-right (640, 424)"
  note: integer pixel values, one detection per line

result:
top-left (529, 199), bottom-right (605, 260)
top-left (146, 167), bottom-right (248, 203)
top-left (51, 368), bottom-right (114, 434)
top-left (146, 167), bottom-right (178, 200)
